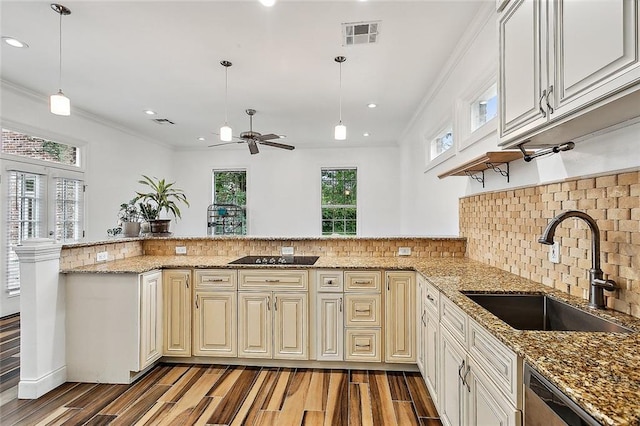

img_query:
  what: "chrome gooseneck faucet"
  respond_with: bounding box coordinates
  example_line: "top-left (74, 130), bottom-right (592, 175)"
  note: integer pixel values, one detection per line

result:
top-left (538, 210), bottom-right (617, 309)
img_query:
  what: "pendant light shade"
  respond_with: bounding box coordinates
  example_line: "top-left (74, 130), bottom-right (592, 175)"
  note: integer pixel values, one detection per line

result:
top-left (334, 56), bottom-right (347, 140)
top-left (50, 4), bottom-right (71, 116)
top-left (50, 90), bottom-right (70, 116)
top-left (220, 60), bottom-right (233, 142)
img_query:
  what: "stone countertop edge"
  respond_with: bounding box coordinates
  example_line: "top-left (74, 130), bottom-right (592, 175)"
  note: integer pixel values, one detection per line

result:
top-left (60, 255), bottom-right (640, 425)
top-left (61, 235), bottom-right (465, 249)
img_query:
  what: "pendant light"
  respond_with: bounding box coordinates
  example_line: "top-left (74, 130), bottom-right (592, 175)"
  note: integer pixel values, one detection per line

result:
top-left (220, 60), bottom-right (233, 142)
top-left (334, 56), bottom-right (347, 140)
top-left (50, 4), bottom-right (71, 116)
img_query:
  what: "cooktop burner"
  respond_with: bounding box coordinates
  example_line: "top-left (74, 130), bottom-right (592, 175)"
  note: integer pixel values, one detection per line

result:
top-left (228, 255), bottom-right (320, 266)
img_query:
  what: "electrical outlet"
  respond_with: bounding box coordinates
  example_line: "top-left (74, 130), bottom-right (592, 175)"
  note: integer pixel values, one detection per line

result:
top-left (96, 251), bottom-right (108, 262)
top-left (398, 247), bottom-right (412, 256)
top-left (548, 242), bottom-right (560, 263)
top-left (175, 246), bottom-right (187, 255)
top-left (281, 246), bottom-right (294, 256)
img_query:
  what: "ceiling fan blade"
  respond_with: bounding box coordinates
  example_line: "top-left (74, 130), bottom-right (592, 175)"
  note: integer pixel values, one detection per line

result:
top-left (248, 140), bottom-right (259, 155)
top-left (255, 133), bottom-right (281, 141)
top-left (258, 141), bottom-right (295, 150)
top-left (208, 141), bottom-right (241, 147)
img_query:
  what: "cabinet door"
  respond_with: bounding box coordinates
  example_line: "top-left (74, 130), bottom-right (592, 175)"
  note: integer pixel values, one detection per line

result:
top-left (163, 270), bottom-right (191, 357)
top-left (139, 271), bottom-right (163, 370)
top-left (385, 272), bottom-right (415, 363)
top-left (316, 293), bottom-right (344, 361)
top-left (238, 292), bottom-right (272, 358)
top-left (193, 291), bottom-right (237, 357)
top-left (439, 328), bottom-right (468, 426)
top-left (416, 279), bottom-right (426, 375)
top-left (550, 0), bottom-right (640, 117)
top-left (425, 311), bottom-right (440, 407)
top-left (499, 0), bottom-right (548, 140)
top-left (467, 358), bottom-right (520, 426)
top-left (274, 292), bottom-right (308, 360)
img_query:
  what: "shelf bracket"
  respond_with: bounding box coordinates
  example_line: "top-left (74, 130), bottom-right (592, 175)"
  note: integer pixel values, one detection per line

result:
top-left (464, 170), bottom-right (485, 188)
top-left (485, 162), bottom-right (510, 183)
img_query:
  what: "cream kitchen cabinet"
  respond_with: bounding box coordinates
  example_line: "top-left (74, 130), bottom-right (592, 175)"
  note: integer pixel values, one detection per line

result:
top-left (192, 270), bottom-right (237, 357)
top-left (499, 0), bottom-right (640, 148)
top-left (422, 276), bottom-right (440, 407)
top-left (237, 270), bottom-right (309, 360)
top-left (316, 270), bottom-right (344, 361)
top-left (163, 269), bottom-right (191, 357)
top-left (66, 270), bottom-right (163, 383)
top-left (344, 270), bottom-right (382, 362)
top-left (416, 278), bottom-right (426, 375)
top-left (385, 271), bottom-right (415, 363)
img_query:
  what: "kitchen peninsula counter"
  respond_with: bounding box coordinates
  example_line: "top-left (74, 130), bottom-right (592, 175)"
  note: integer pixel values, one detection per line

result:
top-left (62, 255), bottom-right (640, 425)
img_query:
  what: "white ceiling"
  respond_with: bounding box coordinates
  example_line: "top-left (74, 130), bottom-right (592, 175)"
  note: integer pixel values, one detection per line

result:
top-left (1, 0), bottom-right (483, 151)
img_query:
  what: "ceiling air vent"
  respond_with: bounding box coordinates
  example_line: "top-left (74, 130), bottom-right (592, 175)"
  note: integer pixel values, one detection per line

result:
top-left (151, 118), bottom-right (175, 125)
top-left (342, 21), bottom-right (380, 46)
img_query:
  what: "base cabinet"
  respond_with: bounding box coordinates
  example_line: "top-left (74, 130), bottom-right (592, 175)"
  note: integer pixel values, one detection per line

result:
top-left (139, 271), bottom-right (163, 370)
top-left (193, 291), bottom-right (237, 356)
top-left (385, 271), bottom-right (416, 363)
top-left (163, 270), bottom-right (191, 357)
top-left (439, 328), bottom-right (468, 426)
top-left (316, 293), bottom-right (344, 361)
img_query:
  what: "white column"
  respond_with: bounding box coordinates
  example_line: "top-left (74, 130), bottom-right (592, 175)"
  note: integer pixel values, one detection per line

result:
top-left (14, 238), bottom-right (65, 399)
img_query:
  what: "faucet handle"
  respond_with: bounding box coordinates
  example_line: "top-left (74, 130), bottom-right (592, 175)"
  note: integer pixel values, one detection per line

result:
top-left (592, 278), bottom-right (617, 291)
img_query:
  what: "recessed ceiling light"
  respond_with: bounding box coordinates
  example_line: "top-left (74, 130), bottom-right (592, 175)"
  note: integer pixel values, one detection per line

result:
top-left (367, 103), bottom-right (377, 108)
top-left (278, 135), bottom-right (287, 139)
top-left (198, 137), bottom-right (205, 141)
top-left (363, 132), bottom-right (370, 137)
top-left (2, 37), bottom-right (28, 48)
top-left (259, 0), bottom-right (276, 6)
top-left (143, 109), bottom-right (157, 115)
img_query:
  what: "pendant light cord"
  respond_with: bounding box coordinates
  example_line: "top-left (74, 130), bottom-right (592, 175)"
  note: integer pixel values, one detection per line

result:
top-left (58, 10), bottom-right (63, 90)
top-left (338, 60), bottom-right (342, 123)
top-left (224, 65), bottom-right (228, 124)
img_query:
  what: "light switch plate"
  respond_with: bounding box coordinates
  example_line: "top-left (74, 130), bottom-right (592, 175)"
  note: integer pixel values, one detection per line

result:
top-left (398, 247), bottom-right (412, 256)
top-left (281, 246), bottom-right (294, 256)
top-left (175, 246), bottom-right (187, 255)
top-left (549, 242), bottom-right (560, 263)
top-left (96, 251), bottom-right (108, 262)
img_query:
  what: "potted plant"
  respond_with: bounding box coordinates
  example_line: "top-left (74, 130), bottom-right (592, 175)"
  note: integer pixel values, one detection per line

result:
top-left (134, 175), bottom-right (189, 234)
top-left (118, 200), bottom-right (141, 237)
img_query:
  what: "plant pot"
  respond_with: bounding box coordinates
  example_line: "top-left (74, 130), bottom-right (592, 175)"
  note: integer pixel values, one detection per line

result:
top-left (149, 219), bottom-right (171, 234)
top-left (122, 221), bottom-right (141, 237)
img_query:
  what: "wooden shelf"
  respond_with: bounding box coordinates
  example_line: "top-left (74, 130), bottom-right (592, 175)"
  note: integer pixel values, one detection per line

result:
top-left (437, 151), bottom-right (530, 187)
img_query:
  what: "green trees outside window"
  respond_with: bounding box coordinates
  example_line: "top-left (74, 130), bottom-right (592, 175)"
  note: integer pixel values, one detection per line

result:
top-left (321, 168), bottom-right (357, 235)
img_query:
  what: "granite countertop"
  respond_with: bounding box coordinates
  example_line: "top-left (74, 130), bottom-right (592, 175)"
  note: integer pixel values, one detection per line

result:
top-left (62, 255), bottom-right (640, 425)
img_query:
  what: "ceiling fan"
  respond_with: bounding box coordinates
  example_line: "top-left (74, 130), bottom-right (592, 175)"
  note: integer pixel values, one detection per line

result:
top-left (209, 109), bottom-right (295, 155)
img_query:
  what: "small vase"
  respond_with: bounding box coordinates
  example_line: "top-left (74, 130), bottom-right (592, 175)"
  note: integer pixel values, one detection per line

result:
top-left (122, 221), bottom-right (141, 237)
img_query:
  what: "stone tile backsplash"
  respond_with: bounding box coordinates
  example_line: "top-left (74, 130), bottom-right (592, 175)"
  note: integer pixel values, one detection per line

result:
top-left (460, 170), bottom-right (640, 318)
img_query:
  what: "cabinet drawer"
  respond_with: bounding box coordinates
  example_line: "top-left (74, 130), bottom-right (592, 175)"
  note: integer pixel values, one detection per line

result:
top-left (345, 329), bottom-right (381, 362)
top-left (469, 319), bottom-right (521, 407)
top-left (344, 294), bottom-right (381, 327)
top-left (344, 271), bottom-right (381, 292)
top-left (238, 270), bottom-right (308, 291)
top-left (440, 296), bottom-right (467, 345)
top-left (423, 278), bottom-right (440, 316)
top-left (316, 270), bottom-right (344, 292)
top-left (194, 269), bottom-right (237, 290)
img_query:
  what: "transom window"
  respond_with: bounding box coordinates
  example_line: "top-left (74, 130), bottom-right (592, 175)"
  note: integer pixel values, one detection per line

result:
top-left (1, 128), bottom-right (80, 167)
top-left (321, 168), bottom-right (357, 236)
top-left (429, 126), bottom-right (454, 160)
top-left (470, 83), bottom-right (497, 132)
top-left (210, 170), bottom-right (247, 235)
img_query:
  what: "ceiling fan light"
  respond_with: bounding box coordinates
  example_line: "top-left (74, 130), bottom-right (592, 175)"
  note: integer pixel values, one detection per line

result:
top-left (334, 123), bottom-right (346, 140)
top-left (220, 125), bottom-right (233, 142)
top-left (50, 90), bottom-right (70, 116)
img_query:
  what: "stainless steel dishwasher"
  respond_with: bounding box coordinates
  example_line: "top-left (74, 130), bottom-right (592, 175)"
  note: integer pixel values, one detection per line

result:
top-left (524, 363), bottom-right (601, 426)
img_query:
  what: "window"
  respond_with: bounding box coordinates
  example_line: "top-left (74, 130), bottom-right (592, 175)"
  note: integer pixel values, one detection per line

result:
top-left (321, 168), bottom-right (357, 236)
top-left (211, 170), bottom-right (247, 235)
top-left (429, 126), bottom-right (454, 160)
top-left (470, 83), bottom-right (497, 133)
top-left (2, 129), bottom-right (84, 297)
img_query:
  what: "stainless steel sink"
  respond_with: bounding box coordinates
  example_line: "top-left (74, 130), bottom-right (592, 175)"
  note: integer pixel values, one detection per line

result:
top-left (462, 292), bottom-right (632, 333)
top-left (228, 255), bottom-right (319, 266)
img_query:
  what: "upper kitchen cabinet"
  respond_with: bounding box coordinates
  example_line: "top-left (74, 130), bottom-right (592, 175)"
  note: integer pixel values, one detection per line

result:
top-left (499, 0), bottom-right (640, 148)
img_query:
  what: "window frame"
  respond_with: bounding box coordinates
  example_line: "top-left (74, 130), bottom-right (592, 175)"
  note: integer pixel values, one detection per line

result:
top-left (456, 70), bottom-right (498, 152)
top-left (424, 115), bottom-right (455, 172)
top-left (211, 169), bottom-right (248, 235)
top-left (320, 167), bottom-right (358, 236)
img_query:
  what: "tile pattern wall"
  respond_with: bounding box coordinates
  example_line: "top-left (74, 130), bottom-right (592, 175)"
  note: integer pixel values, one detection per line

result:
top-left (460, 170), bottom-right (640, 318)
top-left (60, 241), bottom-right (143, 270)
top-left (141, 238), bottom-right (466, 258)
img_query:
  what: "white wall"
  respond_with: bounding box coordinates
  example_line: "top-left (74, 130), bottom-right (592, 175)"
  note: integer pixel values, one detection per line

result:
top-left (398, 9), bottom-right (640, 236)
top-left (171, 145), bottom-right (401, 237)
top-left (0, 82), bottom-right (173, 316)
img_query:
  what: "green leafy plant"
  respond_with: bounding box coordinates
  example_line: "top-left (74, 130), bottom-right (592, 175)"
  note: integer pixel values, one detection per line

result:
top-left (138, 202), bottom-right (160, 221)
top-left (118, 200), bottom-right (141, 222)
top-left (134, 175), bottom-right (189, 220)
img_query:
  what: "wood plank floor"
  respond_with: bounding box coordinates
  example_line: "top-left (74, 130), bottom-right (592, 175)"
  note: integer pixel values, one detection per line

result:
top-left (0, 315), bottom-right (442, 425)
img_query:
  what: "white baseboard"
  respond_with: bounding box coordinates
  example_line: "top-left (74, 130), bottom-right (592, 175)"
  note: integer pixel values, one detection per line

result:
top-left (18, 365), bottom-right (67, 399)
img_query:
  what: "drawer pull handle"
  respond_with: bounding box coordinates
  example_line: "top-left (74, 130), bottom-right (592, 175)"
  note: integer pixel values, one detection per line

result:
top-left (426, 295), bottom-right (435, 302)
top-left (539, 89), bottom-right (547, 118)
top-left (265, 279), bottom-right (280, 283)
top-left (195, 295), bottom-right (199, 309)
top-left (356, 344), bottom-right (371, 348)
top-left (339, 297), bottom-right (343, 312)
top-left (274, 297), bottom-right (278, 311)
top-left (355, 309), bottom-right (371, 313)
top-left (327, 279), bottom-right (333, 285)
top-left (203, 278), bottom-right (223, 282)
top-left (267, 296), bottom-right (271, 311)
top-left (354, 280), bottom-right (371, 284)
top-left (421, 311), bottom-right (426, 326)
top-left (186, 275), bottom-right (190, 288)
top-left (546, 85), bottom-right (554, 114)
